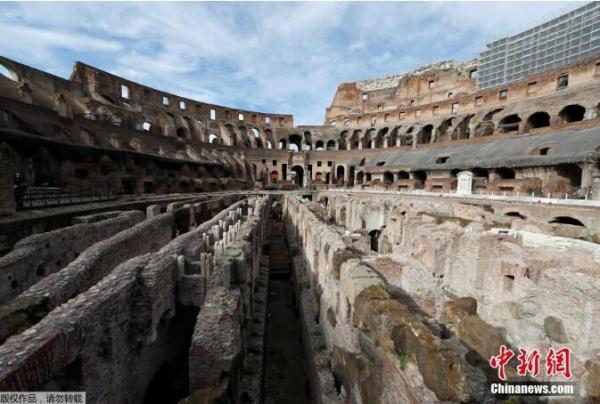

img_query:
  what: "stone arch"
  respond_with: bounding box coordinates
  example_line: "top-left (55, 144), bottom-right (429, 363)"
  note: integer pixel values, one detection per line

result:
top-left (326, 140), bottom-right (336, 150)
top-left (336, 165), bottom-right (345, 185)
top-left (555, 163), bottom-right (582, 187)
top-left (417, 125), bottom-right (433, 145)
top-left (397, 171), bottom-right (409, 180)
top-left (499, 114), bottom-right (521, 133)
top-left (375, 127), bottom-right (388, 148)
top-left (559, 104), bottom-right (585, 123)
top-left (525, 111), bottom-right (551, 130)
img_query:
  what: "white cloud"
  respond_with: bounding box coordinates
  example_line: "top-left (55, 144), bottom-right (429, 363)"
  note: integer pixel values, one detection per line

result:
top-left (0, 1), bottom-right (580, 124)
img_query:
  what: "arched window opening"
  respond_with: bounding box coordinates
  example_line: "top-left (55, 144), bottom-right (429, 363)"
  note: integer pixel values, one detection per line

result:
top-left (418, 125), bottom-right (433, 144)
top-left (414, 170), bottom-right (427, 183)
top-left (291, 165), bottom-right (304, 187)
top-left (559, 105), bottom-right (585, 123)
top-left (471, 167), bottom-right (489, 179)
top-left (270, 170), bottom-right (279, 183)
top-left (336, 165), bottom-right (345, 185)
top-left (549, 216), bottom-right (585, 227)
top-left (315, 140), bottom-right (324, 151)
top-left (556, 163), bottom-right (582, 187)
top-left (289, 134), bottom-right (302, 151)
top-left (384, 171), bottom-right (394, 184)
top-left (326, 140), bottom-right (336, 150)
top-left (208, 133), bottom-right (218, 144)
top-left (368, 230), bottom-right (381, 252)
top-left (176, 128), bottom-right (187, 139)
top-left (397, 171), bottom-right (409, 180)
top-left (499, 114), bottom-right (521, 132)
top-left (252, 128), bottom-right (260, 138)
top-left (496, 167), bottom-right (515, 180)
top-left (279, 139), bottom-right (287, 150)
top-left (526, 112), bottom-right (550, 129)
top-left (356, 172), bottom-right (364, 185)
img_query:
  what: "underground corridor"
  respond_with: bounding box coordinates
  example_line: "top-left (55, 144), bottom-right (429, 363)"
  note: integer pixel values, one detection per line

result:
top-left (263, 206), bottom-right (311, 404)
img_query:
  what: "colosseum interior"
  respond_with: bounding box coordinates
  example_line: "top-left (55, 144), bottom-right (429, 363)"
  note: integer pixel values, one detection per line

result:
top-left (1, 8), bottom-right (600, 404)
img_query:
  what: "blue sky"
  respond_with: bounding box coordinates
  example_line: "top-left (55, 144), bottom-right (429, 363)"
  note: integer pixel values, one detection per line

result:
top-left (0, 1), bottom-right (583, 124)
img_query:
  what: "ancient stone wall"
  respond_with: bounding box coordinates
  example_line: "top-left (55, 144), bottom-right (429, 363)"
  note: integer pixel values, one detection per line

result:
top-left (283, 195), bottom-right (478, 403)
top-left (0, 195), bottom-right (269, 404)
top-left (0, 210), bottom-right (144, 303)
top-left (0, 195), bottom-right (243, 344)
top-left (318, 191), bottom-right (600, 401)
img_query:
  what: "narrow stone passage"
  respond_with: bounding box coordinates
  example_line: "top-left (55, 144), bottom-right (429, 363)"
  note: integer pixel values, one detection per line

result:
top-left (263, 218), bottom-right (311, 404)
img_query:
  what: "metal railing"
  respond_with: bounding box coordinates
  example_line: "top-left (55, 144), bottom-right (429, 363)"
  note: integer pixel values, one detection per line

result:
top-left (17, 187), bottom-right (118, 210)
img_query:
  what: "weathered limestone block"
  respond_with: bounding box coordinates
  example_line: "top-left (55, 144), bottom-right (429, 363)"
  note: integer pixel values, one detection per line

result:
top-left (353, 285), bottom-right (469, 401)
top-left (189, 287), bottom-right (242, 392)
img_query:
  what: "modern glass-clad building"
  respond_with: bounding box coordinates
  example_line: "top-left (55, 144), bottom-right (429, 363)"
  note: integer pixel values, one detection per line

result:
top-left (478, 2), bottom-right (600, 89)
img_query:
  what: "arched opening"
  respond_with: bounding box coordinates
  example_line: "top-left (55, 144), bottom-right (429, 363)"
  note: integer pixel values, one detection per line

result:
top-left (495, 167), bottom-right (516, 180)
top-left (326, 140), bottom-right (336, 150)
top-left (315, 140), bottom-right (324, 151)
top-left (315, 172), bottom-right (323, 183)
top-left (252, 128), bottom-right (260, 138)
top-left (208, 134), bottom-right (218, 144)
top-left (397, 171), bottom-right (409, 180)
top-left (555, 163), bottom-right (582, 187)
top-left (291, 165), bottom-right (304, 187)
top-left (505, 211), bottom-right (526, 219)
top-left (176, 127), bottom-right (187, 139)
top-left (499, 114), bottom-right (521, 132)
top-left (559, 105), bottom-right (585, 123)
top-left (279, 139), bottom-right (287, 150)
top-left (339, 131), bottom-right (348, 150)
top-left (549, 216), bottom-right (585, 227)
top-left (305, 142), bottom-right (312, 150)
top-left (368, 230), bottom-right (380, 252)
top-left (471, 167), bottom-right (489, 179)
top-left (418, 125), bottom-right (433, 144)
top-left (383, 171), bottom-right (394, 184)
top-left (336, 165), bottom-right (345, 185)
top-left (414, 170), bottom-right (427, 187)
top-left (349, 166), bottom-right (355, 186)
top-left (270, 170), bottom-right (279, 183)
top-left (266, 140), bottom-right (272, 149)
top-left (526, 112), bottom-right (550, 129)
top-left (289, 134), bottom-right (302, 151)
top-left (375, 127), bottom-right (388, 148)
top-left (356, 171), bottom-right (364, 185)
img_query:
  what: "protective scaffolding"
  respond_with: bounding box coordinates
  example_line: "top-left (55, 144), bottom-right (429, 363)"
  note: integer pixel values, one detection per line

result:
top-left (478, 2), bottom-right (600, 89)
